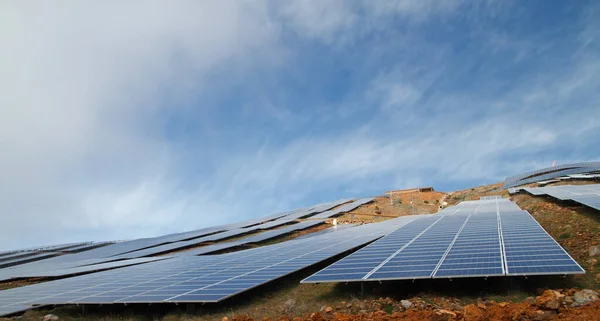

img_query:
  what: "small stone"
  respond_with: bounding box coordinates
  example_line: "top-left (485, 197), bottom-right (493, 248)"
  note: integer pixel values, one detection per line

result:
top-left (477, 303), bottom-right (486, 310)
top-left (589, 245), bottom-right (600, 257)
top-left (572, 289), bottom-right (599, 307)
top-left (400, 300), bottom-right (412, 309)
top-left (283, 299), bottom-right (296, 314)
top-left (498, 302), bottom-right (509, 308)
top-left (533, 310), bottom-right (556, 321)
top-left (436, 309), bottom-right (457, 317)
top-left (42, 315), bottom-right (59, 321)
top-left (222, 317), bottom-right (228, 321)
top-left (325, 306), bottom-right (333, 313)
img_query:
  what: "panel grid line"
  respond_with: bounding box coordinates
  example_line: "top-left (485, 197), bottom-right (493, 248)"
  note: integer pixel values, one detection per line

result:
top-left (362, 217), bottom-right (443, 280)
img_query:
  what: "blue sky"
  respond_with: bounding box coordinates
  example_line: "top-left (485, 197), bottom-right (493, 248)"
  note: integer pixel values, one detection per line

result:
top-left (1, 0), bottom-right (599, 250)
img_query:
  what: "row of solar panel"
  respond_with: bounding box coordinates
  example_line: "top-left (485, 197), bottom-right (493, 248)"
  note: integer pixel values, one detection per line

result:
top-left (504, 162), bottom-right (600, 185)
top-left (302, 199), bottom-right (583, 283)
top-left (503, 162), bottom-right (600, 188)
top-left (521, 184), bottom-right (600, 211)
top-left (0, 198), bottom-right (365, 281)
top-left (0, 216), bottom-right (417, 316)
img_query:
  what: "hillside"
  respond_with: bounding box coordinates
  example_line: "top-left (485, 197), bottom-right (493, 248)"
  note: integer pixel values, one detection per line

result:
top-left (1, 183), bottom-right (600, 321)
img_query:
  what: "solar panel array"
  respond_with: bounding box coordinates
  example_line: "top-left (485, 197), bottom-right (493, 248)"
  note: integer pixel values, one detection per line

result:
top-left (144, 220), bottom-right (324, 257)
top-left (279, 199), bottom-right (353, 220)
top-left (0, 195), bottom-right (588, 317)
top-left (302, 199), bottom-right (583, 283)
top-left (104, 220), bottom-right (297, 260)
top-left (0, 200), bottom-right (354, 283)
top-left (0, 217), bottom-right (416, 316)
top-left (503, 162), bottom-right (600, 188)
top-left (310, 198), bottom-right (375, 219)
top-left (522, 184), bottom-right (600, 211)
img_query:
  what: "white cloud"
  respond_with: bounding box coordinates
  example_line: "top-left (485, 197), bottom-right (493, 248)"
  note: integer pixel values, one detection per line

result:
top-left (0, 1), bottom-right (280, 249)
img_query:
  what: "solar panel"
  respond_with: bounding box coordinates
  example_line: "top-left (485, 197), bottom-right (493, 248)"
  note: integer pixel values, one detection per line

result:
top-left (302, 199), bottom-right (582, 283)
top-left (302, 216), bottom-right (440, 282)
top-left (433, 212), bottom-right (504, 278)
top-left (58, 242), bottom-right (112, 253)
top-left (366, 216), bottom-right (468, 280)
top-left (522, 184), bottom-right (600, 212)
top-left (106, 221), bottom-right (298, 260)
top-left (15, 257), bottom-right (169, 279)
top-left (310, 198), bottom-right (375, 219)
top-left (570, 196), bottom-right (600, 211)
top-left (281, 199), bottom-right (353, 220)
top-left (295, 224), bottom-right (359, 240)
top-left (0, 253), bottom-right (59, 269)
top-left (504, 162), bottom-right (600, 188)
top-left (0, 220), bottom-right (410, 315)
top-left (132, 220), bottom-right (325, 257)
top-left (501, 210), bottom-right (584, 275)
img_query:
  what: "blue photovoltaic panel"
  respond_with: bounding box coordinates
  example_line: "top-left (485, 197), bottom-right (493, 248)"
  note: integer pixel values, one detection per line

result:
top-left (15, 257), bottom-right (169, 278)
top-left (366, 215), bottom-right (467, 280)
top-left (178, 220), bottom-right (325, 256)
top-left (303, 198), bottom-right (583, 283)
top-left (504, 162), bottom-right (600, 188)
top-left (501, 210), bottom-right (584, 275)
top-left (433, 212), bottom-right (504, 278)
top-left (310, 198), bottom-right (375, 219)
top-left (0, 219), bottom-right (409, 316)
top-left (570, 195), bottom-right (600, 211)
top-left (295, 224), bottom-right (359, 240)
top-left (279, 199), bottom-right (352, 220)
top-left (0, 253), bottom-right (58, 269)
top-left (522, 184), bottom-right (600, 212)
top-left (302, 216), bottom-right (438, 282)
top-left (108, 220), bottom-right (297, 260)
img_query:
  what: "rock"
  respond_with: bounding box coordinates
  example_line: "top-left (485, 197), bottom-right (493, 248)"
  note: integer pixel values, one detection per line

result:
top-left (498, 302), bottom-right (509, 308)
top-left (589, 245), bottom-right (600, 257)
top-left (400, 299), bottom-right (412, 309)
top-left (42, 315), bottom-right (59, 321)
top-left (535, 290), bottom-right (562, 310)
top-left (325, 306), bottom-right (333, 313)
top-left (477, 302), bottom-right (486, 310)
top-left (436, 309), bottom-right (457, 317)
top-left (532, 310), bottom-right (556, 321)
top-left (463, 304), bottom-right (486, 321)
top-left (572, 289), bottom-right (600, 306)
top-left (345, 303), bottom-right (352, 308)
top-left (448, 303), bottom-right (464, 311)
top-left (283, 299), bottom-right (296, 314)
top-left (525, 296), bottom-right (536, 304)
top-left (222, 317), bottom-right (228, 321)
